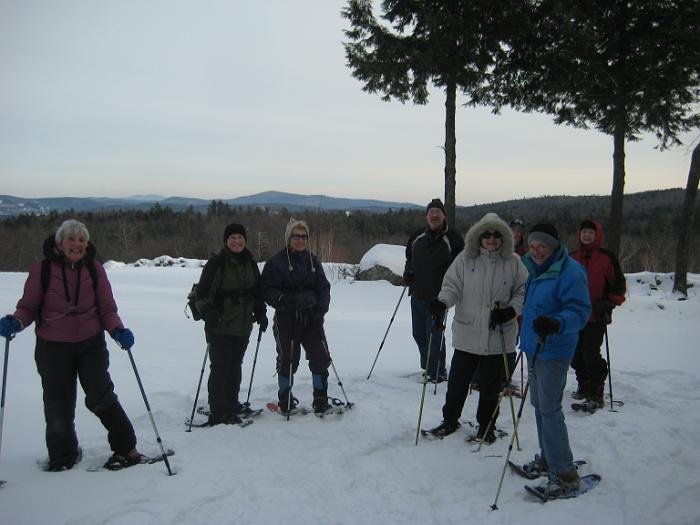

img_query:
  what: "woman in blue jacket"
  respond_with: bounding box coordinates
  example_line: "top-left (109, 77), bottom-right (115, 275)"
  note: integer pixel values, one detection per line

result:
top-left (519, 223), bottom-right (591, 499)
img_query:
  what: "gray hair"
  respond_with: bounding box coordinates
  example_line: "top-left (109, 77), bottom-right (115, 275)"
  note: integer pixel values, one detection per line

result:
top-left (55, 219), bottom-right (90, 245)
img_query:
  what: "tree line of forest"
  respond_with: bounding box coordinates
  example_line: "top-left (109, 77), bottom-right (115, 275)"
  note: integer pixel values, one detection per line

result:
top-left (0, 188), bottom-right (697, 274)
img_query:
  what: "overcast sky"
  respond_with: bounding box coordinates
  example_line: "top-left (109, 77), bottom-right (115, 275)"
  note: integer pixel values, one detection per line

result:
top-left (1, 0), bottom-right (696, 207)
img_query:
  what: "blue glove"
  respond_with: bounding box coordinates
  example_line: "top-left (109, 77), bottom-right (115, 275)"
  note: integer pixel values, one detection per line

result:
top-left (0, 315), bottom-right (22, 338)
top-left (111, 328), bottom-right (135, 350)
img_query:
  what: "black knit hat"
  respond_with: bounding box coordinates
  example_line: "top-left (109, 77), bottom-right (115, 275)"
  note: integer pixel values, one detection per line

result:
top-left (580, 219), bottom-right (596, 231)
top-left (223, 223), bottom-right (247, 243)
top-left (528, 223), bottom-right (560, 251)
top-left (426, 198), bottom-right (445, 214)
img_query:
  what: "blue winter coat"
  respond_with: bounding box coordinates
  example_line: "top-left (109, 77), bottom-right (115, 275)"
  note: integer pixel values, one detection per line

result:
top-left (520, 246), bottom-right (591, 362)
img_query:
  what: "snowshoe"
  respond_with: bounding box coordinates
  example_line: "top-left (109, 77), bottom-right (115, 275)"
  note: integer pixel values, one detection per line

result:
top-left (421, 421), bottom-right (461, 440)
top-left (525, 473), bottom-right (601, 502)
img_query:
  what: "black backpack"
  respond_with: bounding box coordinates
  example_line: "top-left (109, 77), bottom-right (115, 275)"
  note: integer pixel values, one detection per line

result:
top-left (186, 255), bottom-right (223, 321)
top-left (186, 283), bottom-right (203, 321)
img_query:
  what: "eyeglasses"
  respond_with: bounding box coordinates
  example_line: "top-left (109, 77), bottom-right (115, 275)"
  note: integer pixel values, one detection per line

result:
top-left (290, 234), bottom-right (309, 241)
top-left (480, 231), bottom-right (503, 240)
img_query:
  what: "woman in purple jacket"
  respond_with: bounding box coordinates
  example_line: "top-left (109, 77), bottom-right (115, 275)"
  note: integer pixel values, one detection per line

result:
top-left (0, 220), bottom-right (142, 471)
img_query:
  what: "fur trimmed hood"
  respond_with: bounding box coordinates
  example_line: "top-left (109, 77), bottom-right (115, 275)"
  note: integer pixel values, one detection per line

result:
top-left (463, 213), bottom-right (514, 259)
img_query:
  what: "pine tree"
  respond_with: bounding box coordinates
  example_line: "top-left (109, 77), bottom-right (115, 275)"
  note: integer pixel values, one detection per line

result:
top-left (490, 0), bottom-right (700, 256)
top-left (342, 0), bottom-right (522, 225)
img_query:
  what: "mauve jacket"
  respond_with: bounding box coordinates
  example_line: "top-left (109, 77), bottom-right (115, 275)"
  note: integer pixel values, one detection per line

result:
top-left (13, 236), bottom-right (124, 343)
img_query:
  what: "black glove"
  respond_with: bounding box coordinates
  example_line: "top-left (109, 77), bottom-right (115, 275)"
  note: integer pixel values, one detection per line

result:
top-left (592, 300), bottom-right (614, 321)
top-left (254, 312), bottom-right (269, 332)
top-left (204, 309), bottom-right (220, 327)
top-left (533, 316), bottom-right (560, 338)
top-left (489, 306), bottom-right (516, 330)
top-left (403, 270), bottom-right (414, 287)
top-left (428, 299), bottom-right (447, 320)
top-left (280, 294), bottom-right (300, 311)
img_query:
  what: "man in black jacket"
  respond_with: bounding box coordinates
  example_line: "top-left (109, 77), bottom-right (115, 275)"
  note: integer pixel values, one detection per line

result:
top-left (403, 199), bottom-right (464, 381)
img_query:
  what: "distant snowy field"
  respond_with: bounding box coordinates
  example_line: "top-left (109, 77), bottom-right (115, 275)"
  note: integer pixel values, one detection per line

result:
top-left (0, 249), bottom-right (698, 525)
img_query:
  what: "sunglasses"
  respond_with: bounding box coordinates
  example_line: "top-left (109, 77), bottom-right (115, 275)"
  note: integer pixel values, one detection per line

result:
top-left (290, 234), bottom-right (309, 241)
top-left (480, 231), bottom-right (503, 240)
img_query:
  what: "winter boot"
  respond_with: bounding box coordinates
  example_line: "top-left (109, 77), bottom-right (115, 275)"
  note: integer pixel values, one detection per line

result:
top-left (542, 470), bottom-right (580, 499)
top-left (103, 449), bottom-right (145, 471)
top-left (312, 388), bottom-right (331, 415)
top-left (522, 454), bottom-right (548, 477)
top-left (571, 381), bottom-right (588, 400)
top-left (476, 425), bottom-right (497, 444)
top-left (278, 388), bottom-right (299, 415)
top-left (426, 420), bottom-right (461, 438)
top-left (588, 384), bottom-right (605, 409)
top-left (47, 447), bottom-right (83, 472)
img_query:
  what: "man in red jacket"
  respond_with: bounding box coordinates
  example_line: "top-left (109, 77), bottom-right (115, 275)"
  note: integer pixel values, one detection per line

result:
top-left (570, 219), bottom-right (627, 409)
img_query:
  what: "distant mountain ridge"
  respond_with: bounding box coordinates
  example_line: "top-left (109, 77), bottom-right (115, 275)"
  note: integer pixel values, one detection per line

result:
top-left (0, 191), bottom-right (423, 216)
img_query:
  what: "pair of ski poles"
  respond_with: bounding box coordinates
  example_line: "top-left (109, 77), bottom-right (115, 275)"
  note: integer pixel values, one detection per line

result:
top-left (0, 335), bottom-right (174, 476)
top-left (187, 328), bottom-right (264, 429)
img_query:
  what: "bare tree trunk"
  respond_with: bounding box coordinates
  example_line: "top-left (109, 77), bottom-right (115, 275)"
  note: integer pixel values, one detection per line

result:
top-left (608, 110), bottom-right (627, 258)
top-left (673, 142), bottom-right (700, 295)
top-left (444, 80), bottom-right (457, 226)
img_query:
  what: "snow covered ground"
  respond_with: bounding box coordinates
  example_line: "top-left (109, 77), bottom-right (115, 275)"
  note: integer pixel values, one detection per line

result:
top-left (0, 251), bottom-right (698, 525)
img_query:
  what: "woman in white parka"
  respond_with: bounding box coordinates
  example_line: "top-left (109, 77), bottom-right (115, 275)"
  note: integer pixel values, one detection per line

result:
top-left (426, 213), bottom-right (529, 441)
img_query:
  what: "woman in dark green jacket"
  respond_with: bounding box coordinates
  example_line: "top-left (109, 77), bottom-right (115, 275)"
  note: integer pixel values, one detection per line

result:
top-left (195, 223), bottom-right (267, 425)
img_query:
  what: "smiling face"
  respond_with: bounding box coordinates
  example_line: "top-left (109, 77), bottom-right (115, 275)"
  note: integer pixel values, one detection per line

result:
top-left (426, 208), bottom-right (446, 231)
top-left (580, 228), bottom-right (596, 246)
top-left (528, 240), bottom-right (553, 266)
top-left (480, 230), bottom-right (503, 253)
top-left (289, 227), bottom-right (309, 252)
top-left (59, 232), bottom-right (88, 264)
top-left (226, 233), bottom-right (246, 253)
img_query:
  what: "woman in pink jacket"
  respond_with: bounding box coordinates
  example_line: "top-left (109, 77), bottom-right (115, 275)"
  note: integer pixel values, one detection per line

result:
top-left (0, 220), bottom-right (142, 471)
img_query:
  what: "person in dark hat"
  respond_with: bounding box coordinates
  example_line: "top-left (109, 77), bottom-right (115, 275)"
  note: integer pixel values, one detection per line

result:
top-left (518, 222), bottom-right (591, 499)
top-left (193, 222), bottom-right (267, 425)
top-left (570, 219), bottom-right (626, 408)
top-left (510, 219), bottom-right (526, 257)
top-left (403, 198), bottom-right (464, 381)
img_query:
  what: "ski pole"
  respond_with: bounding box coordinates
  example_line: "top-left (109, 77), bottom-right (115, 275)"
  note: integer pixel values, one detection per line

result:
top-left (0, 336), bottom-right (13, 465)
top-left (186, 344), bottom-right (209, 432)
top-left (244, 329), bottom-right (263, 407)
top-left (122, 345), bottom-right (174, 476)
top-left (286, 339), bottom-right (294, 422)
top-left (491, 339), bottom-right (544, 511)
top-left (415, 320), bottom-right (442, 446)
top-left (433, 332), bottom-right (446, 396)
top-left (499, 324), bottom-right (520, 450)
top-left (604, 326), bottom-right (618, 412)
top-left (367, 286), bottom-right (407, 380)
top-left (322, 339), bottom-right (354, 408)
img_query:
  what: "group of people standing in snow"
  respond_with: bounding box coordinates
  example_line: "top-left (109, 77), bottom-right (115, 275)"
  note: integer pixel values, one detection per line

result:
top-left (0, 203), bottom-right (626, 496)
top-left (402, 198), bottom-right (626, 498)
top-left (0, 217), bottom-right (334, 471)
